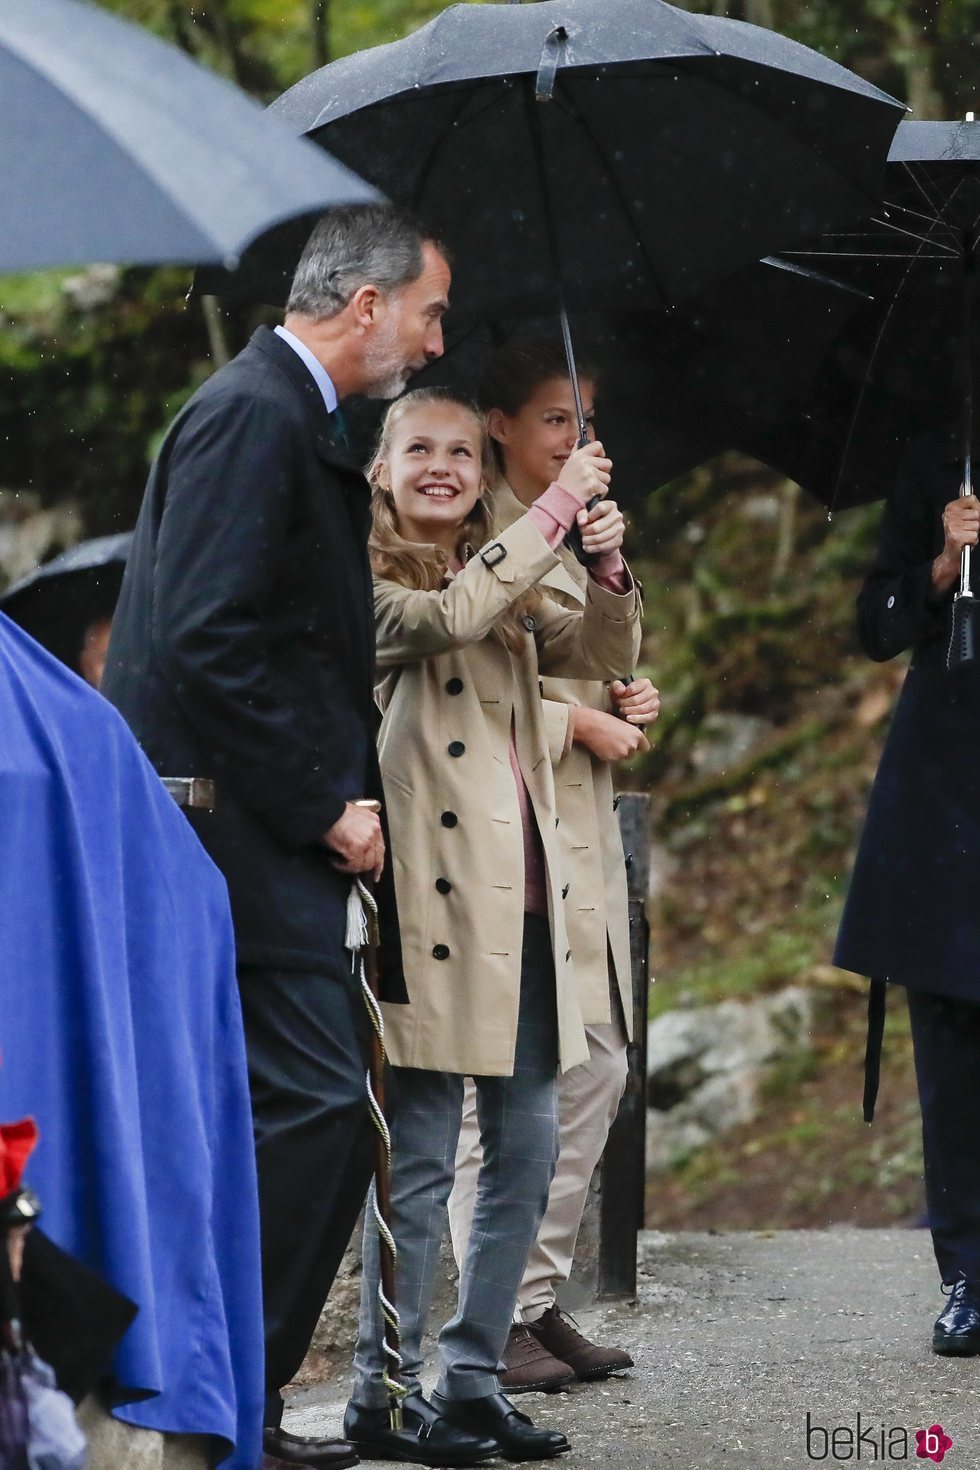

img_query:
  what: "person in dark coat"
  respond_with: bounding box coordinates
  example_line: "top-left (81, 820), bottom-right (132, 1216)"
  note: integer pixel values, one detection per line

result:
top-left (834, 427), bottom-right (980, 1356)
top-left (102, 203), bottom-right (451, 1469)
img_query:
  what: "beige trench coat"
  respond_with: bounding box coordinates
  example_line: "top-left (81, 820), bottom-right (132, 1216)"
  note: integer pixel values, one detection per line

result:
top-left (493, 479), bottom-right (637, 1037)
top-left (375, 511), bottom-right (642, 1077)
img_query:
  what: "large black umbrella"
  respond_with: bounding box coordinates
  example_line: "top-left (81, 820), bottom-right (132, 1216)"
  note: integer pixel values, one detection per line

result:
top-left (212, 0), bottom-right (903, 321)
top-left (767, 119), bottom-right (980, 511)
top-left (0, 0), bottom-right (377, 272)
top-left (399, 255), bottom-right (870, 507)
top-left (0, 533), bottom-right (132, 673)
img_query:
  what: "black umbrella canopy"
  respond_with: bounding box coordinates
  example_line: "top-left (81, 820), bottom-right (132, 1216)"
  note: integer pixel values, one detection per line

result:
top-left (768, 118), bottom-right (980, 509)
top-left (0, 532), bottom-right (132, 670)
top-left (218, 0), bottom-right (903, 312)
top-left (386, 255), bottom-right (867, 507)
top-left (0, 0), bottom-right (378, 273)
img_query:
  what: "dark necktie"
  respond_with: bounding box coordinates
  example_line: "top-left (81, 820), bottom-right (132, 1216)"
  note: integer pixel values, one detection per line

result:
top-left (330, 403), bottom-right (350, 448)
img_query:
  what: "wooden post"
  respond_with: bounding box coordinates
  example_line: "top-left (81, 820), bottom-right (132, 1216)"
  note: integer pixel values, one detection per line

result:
top-left (598, 791), bottom-right (651, 1300)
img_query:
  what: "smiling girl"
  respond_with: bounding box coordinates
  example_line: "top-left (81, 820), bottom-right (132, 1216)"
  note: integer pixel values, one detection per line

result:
top-left (343, 388), bottom-right (641, 1465)
top-left (450, 339), bottom-right (660, 1392)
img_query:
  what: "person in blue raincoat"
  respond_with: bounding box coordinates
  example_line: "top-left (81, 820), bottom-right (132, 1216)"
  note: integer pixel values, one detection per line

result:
top-left (835, 429), bottom-right (980, 1360)
top-left (0, 613), bottom-right (263, 1468)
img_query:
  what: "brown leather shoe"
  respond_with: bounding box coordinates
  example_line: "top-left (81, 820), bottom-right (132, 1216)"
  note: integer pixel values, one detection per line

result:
top-left (527, 1305), bottom-right (633, 1381)
top-left (499, 1323), bottom-right (576, 1393)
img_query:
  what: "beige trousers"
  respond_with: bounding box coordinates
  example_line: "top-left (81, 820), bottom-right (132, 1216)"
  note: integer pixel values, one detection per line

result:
top-left (77, 1396), bottom-right (213, 1470)
top-left (448, 1020), bottom-right (628, 1323)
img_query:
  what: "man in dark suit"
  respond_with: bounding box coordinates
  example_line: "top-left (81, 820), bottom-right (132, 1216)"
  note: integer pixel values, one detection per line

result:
top-left (102, 205), bottom-right (471, 1468)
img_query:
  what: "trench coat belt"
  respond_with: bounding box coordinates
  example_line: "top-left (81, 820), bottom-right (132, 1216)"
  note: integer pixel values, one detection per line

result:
top-left (160, 776), bottom-right (216, 811)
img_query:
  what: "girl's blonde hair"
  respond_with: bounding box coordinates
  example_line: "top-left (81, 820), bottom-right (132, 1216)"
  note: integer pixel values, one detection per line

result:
top-left (368, 387), bottom-right (538, 654)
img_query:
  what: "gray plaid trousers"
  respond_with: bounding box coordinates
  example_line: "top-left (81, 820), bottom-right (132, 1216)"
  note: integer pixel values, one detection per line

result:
top-left (353, 913), bottom-right (560, 1404)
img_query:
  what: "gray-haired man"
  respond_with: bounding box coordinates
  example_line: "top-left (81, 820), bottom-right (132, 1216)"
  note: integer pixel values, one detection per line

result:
top-left (104, 206), bottom-right (479, 1469)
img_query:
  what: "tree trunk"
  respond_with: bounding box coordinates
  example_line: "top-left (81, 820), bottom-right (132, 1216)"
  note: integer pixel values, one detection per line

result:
top-left (311, 0), bottom-right (331, 70)
top-left (892, 4), bottom-right (942, 121)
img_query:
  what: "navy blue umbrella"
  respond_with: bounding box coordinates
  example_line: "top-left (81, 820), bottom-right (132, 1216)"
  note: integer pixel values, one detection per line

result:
top-left (0, 0), bottom-right (378, 272)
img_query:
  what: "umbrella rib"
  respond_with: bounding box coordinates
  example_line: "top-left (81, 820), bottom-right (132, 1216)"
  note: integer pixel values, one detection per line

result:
top-left (547, 87), bottom-right (669, 307)
top-left (829, 202), bottom-right (954, 512)
top-left (867, 216), bottom-right (960, 255)
top-left (408, 84), bottom-right (512, 218)
top-left (897, 161), bottom-right (964, 244)
top-left (784, 249), bottom-right (956, 260)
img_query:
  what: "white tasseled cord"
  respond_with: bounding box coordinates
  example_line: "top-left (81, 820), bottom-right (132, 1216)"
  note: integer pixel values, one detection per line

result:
top-left (344, 877), bottom-right (407, 1424)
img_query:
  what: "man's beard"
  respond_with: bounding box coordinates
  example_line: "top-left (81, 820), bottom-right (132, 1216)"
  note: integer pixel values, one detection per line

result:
top-left (362, 303), bottom-right (419, 400)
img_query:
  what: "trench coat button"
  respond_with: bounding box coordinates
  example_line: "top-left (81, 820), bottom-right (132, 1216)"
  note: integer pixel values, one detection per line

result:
top-left (435, 877), bottom-right (452, 895)
top-left (448, 740), bottom-right (465, 757)
top-left (886, 594), bottom-right (896, 609)
top-left (441, 811), bottom-right (458, 828)
top-left (433, 944), bottom-right (450, 960)
top-left (446, 677), bottom-right (464, 695)
top-left (562, 884), bottom-right (569, 899)
top-left (522, 614), bottom-right (537, 632)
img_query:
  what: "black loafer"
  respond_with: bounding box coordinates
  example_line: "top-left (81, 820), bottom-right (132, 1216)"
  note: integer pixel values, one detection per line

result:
top-left (344, 1393), bottom-right (499, 1466)
top-left (262, 1425), bottom-right (360, 1467)
top-left (934, 1276), bottom-right (980, 1355)
top-left (430, 1391), bottom-right (569, 1462)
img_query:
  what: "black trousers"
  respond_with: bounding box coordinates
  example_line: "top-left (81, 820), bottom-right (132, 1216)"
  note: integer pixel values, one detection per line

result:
top-left (907, 987), bottom-right (980, 1284)
top-left (238, 964), bottom-right (375, 1426)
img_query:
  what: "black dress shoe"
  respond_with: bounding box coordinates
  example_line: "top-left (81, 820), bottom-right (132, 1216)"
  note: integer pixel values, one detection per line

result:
top-left (343, 1394), bottom-right (499, 1466)
top-left (933, 1276), bottom-right (980, 1355)
top-left (263, 1424), bottom-right (360, 1467)
top-left (430, 1391), bottom-right (569, 1463)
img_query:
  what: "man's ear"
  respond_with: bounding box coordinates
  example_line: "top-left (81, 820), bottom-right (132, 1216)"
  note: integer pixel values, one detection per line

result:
top-left (486, 407), bottom-right (508, 446)
top-left (349, 282), bottom-right (381, 330)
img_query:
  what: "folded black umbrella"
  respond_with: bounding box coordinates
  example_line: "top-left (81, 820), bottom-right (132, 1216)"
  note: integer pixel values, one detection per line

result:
top-left (207, 0), bottom-right (903, 318)
top-left (0, 533), bottom-right (132, 673)
top-left (0, 0), bottom-right (377, 273)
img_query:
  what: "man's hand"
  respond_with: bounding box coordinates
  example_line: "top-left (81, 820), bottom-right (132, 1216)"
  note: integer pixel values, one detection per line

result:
top-left (556, 441), bottom-right (612, 506)
top-left (570, 705), bottom-right (650, 761)
top-left (932, 491), bottom-right (980, 596)
top-left (610, 677), bottom-right (660, 726)
top-left (578, 499), bottom-right (625, 557)
top-left (323, 802), bottom-right (385, 881)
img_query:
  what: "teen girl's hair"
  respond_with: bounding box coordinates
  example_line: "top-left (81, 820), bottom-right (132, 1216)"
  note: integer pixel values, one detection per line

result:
top-left (477, 337), bottom-right (600, 455)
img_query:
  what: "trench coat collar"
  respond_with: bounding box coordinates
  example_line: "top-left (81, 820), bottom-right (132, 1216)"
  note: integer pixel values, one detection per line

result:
top-left (491, 475), bottom-right (586, 605)
top-left (249, 326), bottom-right (364, 478)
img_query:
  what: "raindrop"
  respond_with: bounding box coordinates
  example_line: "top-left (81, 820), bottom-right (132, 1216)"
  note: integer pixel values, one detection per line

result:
top-left (827, 510), bottom-right (833, 523)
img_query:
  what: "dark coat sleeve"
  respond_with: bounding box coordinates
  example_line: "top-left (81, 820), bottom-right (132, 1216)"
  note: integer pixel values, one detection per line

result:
top-left (152, 390), bottom-right (347, 848)
top-left (856, 442), bottom-right (950, 663)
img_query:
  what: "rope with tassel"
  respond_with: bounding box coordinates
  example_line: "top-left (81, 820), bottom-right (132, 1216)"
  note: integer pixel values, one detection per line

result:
top-left (345, 872), bottom-right (409, 1430)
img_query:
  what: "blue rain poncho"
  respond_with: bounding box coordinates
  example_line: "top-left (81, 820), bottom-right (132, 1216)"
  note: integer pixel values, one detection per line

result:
top-left (0, 614), bottom-right (262, 1468)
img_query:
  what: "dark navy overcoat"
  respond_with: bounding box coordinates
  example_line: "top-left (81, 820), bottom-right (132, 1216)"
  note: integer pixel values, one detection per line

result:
top-left (834, 432), bottom-right (980, 1000)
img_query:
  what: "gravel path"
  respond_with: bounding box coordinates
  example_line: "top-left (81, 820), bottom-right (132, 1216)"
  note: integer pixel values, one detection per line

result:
top-left (284, 1228), bottom-right (975, 1467)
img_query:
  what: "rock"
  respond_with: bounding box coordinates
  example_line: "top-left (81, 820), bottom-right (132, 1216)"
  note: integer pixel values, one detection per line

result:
top-left (689, 712), bottom-right (774, 777)
top-left (0, 491), bottom-right (83, 588)
top-left (646, 989), bottom-right (813, 1170)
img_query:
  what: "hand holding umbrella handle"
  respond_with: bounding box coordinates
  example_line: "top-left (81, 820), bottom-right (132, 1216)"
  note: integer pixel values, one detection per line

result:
top-left (948, 474), bottom-right (979, 673)
top-left (564, 490), bottom-right (602, 567)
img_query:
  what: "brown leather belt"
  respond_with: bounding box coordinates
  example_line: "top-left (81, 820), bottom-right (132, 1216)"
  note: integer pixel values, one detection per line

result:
top-left (161, 777), bottom-right (216, 811)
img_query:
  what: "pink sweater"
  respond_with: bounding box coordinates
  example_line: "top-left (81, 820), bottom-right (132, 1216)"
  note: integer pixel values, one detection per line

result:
top-left (510, 484), bottom-right (627, 916)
